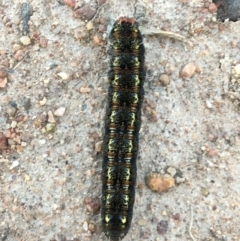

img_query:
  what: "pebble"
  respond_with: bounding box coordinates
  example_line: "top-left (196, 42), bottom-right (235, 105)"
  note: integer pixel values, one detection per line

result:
top-left (14, 49), bottom-right (24, 61)
top-left (73, 4), bottom-right (96, 20)
top-left (39, 139), bottom-right (46, 145)
top-left (39, 97), bottom-right (47, 106)
top-left (157, 220), bottom-right (168, 235)
top-left (39, 36), bottom-right (48, 48)
top-left (7, 107), bottom-right (17, 117)
top-left (93, 35), bottom-right (101, 45)
top-left (11, 121), bottom-right (17, 128)
top-left (12, 44), bottom-right (22, 52)
top-left (0, 133), bottom-right (8, 150)
top-left (74, 28), bottom-right (89, 40)
top-left (48, 111), bottom-right (56, 123)
top-left (20, 36), bottom-right (31, 45)
top-left (9, 160), bottom-right (19, 170)
top-left (208, 3), bottom-right (218, 13)
top-left (159, 74), bottom-right (170, 86)
top-left (80, 86), bottom-right (91, 93)
top-left (83, 221), bottom-right (88, 231)
top-left (180, 63), bottom-right (196, 79)
top-left (84, 197), bottom-right (101, 214)
top-left (86, 21), bottom-right (93, 30)
top-left (0, 67), bottom-right (8, 88)
top-left (64, 0), bottom-right (76, 8)
top-left (0, 77), bottom-right (7, 88)
top-left (23, 98), bottom-right (31, 110)
top-left (145, 173), bottom-right (175, 193)
top-left (57, 72), bottom-right (70, 80)
top-left (46, 123), bottom-right (56, 133)
top-left (207, 148), bottom-right (218, 157)
top-left (201, 187), bottom-right (210, 197)
top-left (0, 67), bottom-right (7, 80)
top-left (166, 166), bottom-right (177, 176)
top-left (95, 141), bottom-right (102, 152)
top-left (25, 174), bottom-right (31, 181)
top-left (3, 130), bottom-right (11, 138)
top-left (233, 64), bottom-right (240, 75)
top-left (54, 107), bottom-right (66, 117)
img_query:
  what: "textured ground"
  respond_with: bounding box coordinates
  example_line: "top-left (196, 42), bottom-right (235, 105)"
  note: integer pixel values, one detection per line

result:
top-left (0, 0), bottom-right (240, 241)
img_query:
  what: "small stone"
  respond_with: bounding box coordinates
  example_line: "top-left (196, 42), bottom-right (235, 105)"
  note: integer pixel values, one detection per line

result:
top-left (88, 223), bottom-right (95, 232)
top-left (57, 72), bottom-right (70, 80)
top-left (201, 187), bottom-right (209, 197)
top-left (10, 160), bottom-right (19, 170)
top-left (98, 24), bottom-right (106, 33)
top-left (11, 121), bottom-right (17, 128)
top-left (23, 98), bottom-right (31, 110)
top-left (145, 173), bottom-right (175, 193)
top-left (0, 133), bottom-right (8, 150)
top-left (84, 197), bottom-right (101, 214)
top-left (138, 218), bottom-right (147, 226)
top-left (7, 107), bottom-right (17, 117)
top-left (39, 139), bottom-right (46, 145)
top-left (83, 221), bottom-right (88, 231)
top-left (48, 111), bottom-right (56, 123)
top-left (14, 49), bottom-right (24, 61)
top-left (93, 35), bottom-right (101, 45)
top-left (74, 27), bottom-right (89, 40)
top-left (159, 74), bottom-right (170, 86)
top-left (0, 67), bottom-right (7, 78)
top-left (208, 3), bottom-right (217, 13)
top-left (54, 107), bottom-right (66, 117)
top-left (73, 4), bottom-right (96, 20)
top-left (3, 130), bottom-right (11, 138)
top-left (207, 148), bottom-right (218, 157)
top-left (86, 21), bottom-right (93, 30)
top-left (180, 63), bottom-right (196, 79)
top-left (80, 86), bottom-right (90, 93)
top-left (166, 167), bottom-right (177, 176)
top-left (95, 141), bottom-right (102, 152)
top-left (12, 44), bottom-right (22, 52)
top-left (157, 220), bottom-right (168, 235)
top-left (64, 0), bottom-right (76, 8)
top-left (25, 174), bottom-right (30, 181)
top-left (46, 123), bottom-right (56, 133)
top-left (0, 78), bottom-right (7, 88)
top-left (39, 36), bottom-right (48, 48)
top-left (233, 64), bottom-right (240, 75)
top-left (20, 36), bottom-right (31, 45)
top-left (39, 97), bottom-right (47, 106)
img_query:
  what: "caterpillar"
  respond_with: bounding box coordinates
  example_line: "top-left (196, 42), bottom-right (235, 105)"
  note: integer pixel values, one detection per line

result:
top-left (101, 17), bottom-right (145, 240)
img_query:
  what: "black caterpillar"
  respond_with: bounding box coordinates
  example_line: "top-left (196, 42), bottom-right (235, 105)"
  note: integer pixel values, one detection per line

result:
top-left (101, 17), bottom-right (145, 240)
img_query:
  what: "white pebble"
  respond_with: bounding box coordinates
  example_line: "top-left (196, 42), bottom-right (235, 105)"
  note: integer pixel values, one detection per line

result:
top-left (234, 64), bottom-right (240, 75)
top-left (11, 121), bottom-right (17, 128)
top-left (83, 221), bottom-right (88, 231)
top-left (20, 36), bottom-right (31, 46)
top-left (10, 160), bottom-right (19, 170)
top-left (54, 107), bottom-right (66, 116)
top-left (57, 72), bottom-right (70, 80)
top-left (48, 110), bottom-right (56, 123)
top-left (39, 97), bottom-right (47, 106)
top-left (39, 139), bottom-right (46, 145)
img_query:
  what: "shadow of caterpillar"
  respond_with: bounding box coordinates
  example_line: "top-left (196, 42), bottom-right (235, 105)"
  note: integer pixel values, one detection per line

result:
top-left (101, 17), bottom-right (145, 241)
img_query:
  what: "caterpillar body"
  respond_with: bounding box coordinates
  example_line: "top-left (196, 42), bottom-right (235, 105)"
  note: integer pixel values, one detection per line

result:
top-left (101, 17), bottom-right (145, 240)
